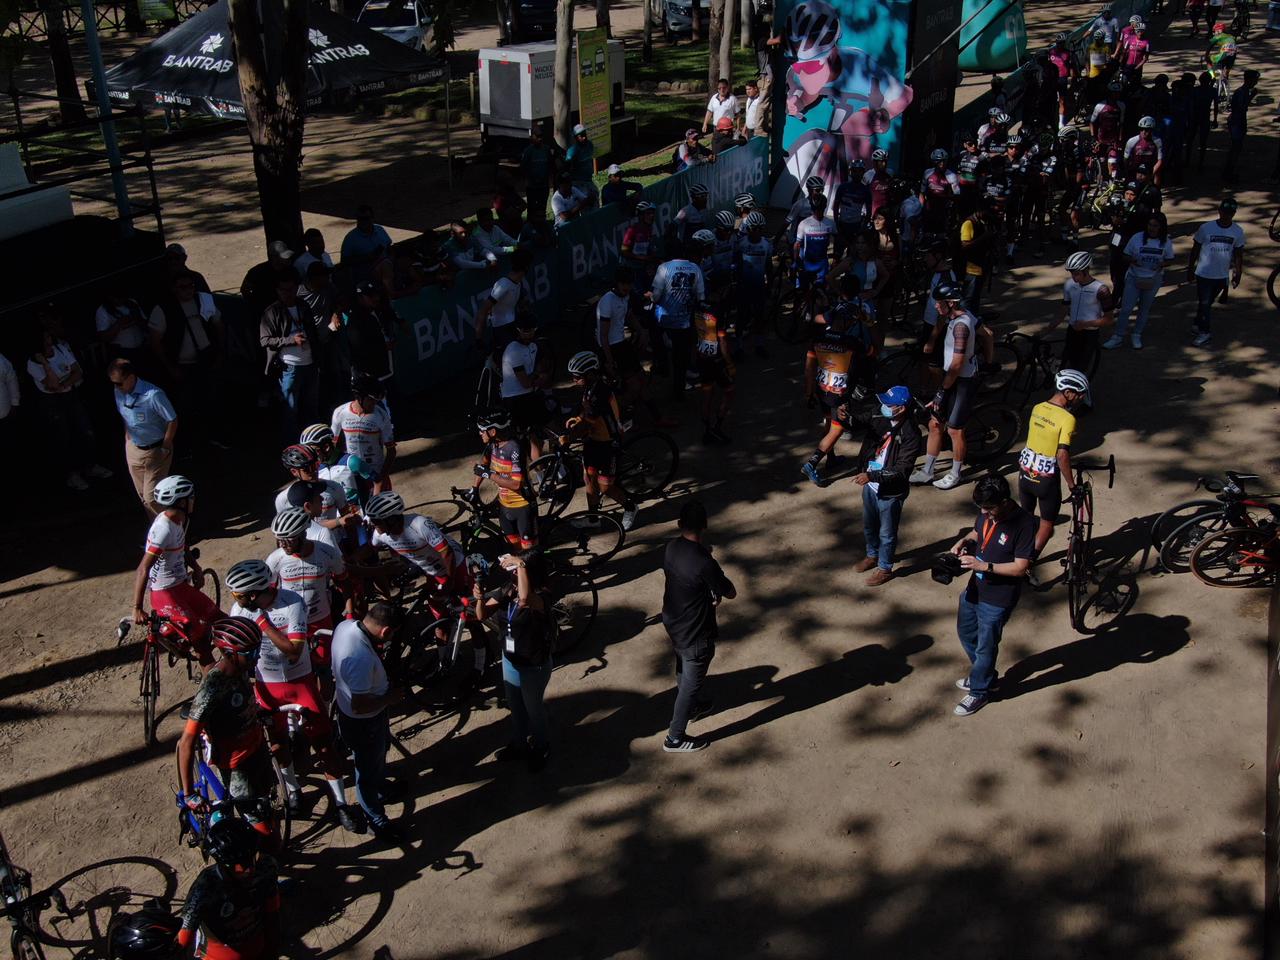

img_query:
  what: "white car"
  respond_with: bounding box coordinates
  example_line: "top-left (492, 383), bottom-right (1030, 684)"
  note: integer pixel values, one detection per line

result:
top-left (357, 0), bottom-right (431, 50)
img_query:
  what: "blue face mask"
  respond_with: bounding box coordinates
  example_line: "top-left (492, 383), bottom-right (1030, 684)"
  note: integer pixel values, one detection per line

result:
top-left (880, 404), bottom-right (897, 418)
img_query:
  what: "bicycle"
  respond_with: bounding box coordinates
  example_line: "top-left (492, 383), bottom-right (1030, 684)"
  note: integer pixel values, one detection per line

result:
top-left (527, 429), bottom-right (678, 522)
top-left (996, 330), bottom-right (1100, 404)
top-left (1268, 207), bottom-right (1280, 244)
top-left (874, 337), bottom-right (1020, 399)
top-left (1156, 472), bottom-right (1280, 573)
top-left (176, 728), bottom-right (293, 855)
top-left (1, 829), bottom-right (56, 960)
top-left (1062, 455), bottom-right (1116, 633)
top-left (1189, 515), bottom-right (1279, 588)
top-left (116, 612), bottom-right (199, 749)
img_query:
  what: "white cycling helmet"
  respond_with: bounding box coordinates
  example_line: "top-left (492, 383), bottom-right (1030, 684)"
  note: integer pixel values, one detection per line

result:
top-left (271, 507), bottom-right (311, 541)
top-left (994, 112), bottom-right (1010, 125)
top-left (1137, 116), bottom-right (1156, 130)
top-left (1056, 368), bottom-right (1091, 395)
top-left (691, 228), bottom-right (717, 246)
top-left (364, 491), bottom-right (405, 521)
top-left (153, 475), bottom-right (194, 507)
top-left (299, 423), bottom-right (333, 447)
top-left (567, 350), bottom-right (601, 377)
top-left (688, 183), bottom-right (710, 199)
top-left (785, 0), bottom-right (840, 62)
top-left (804, 175), bottom-right (824, 192)
top-left (735, 193), bottom-right (756, 209)
top-left (1065, 251), bottom-right (1093, 272)
top-left (715, 210), bottom-right (736, 229)
top-left (1129, 14), bottom-right (1143, 24)
top-left (634, 200), bottom-right (656, 214)
top-left (226, 559), bottom-right (273, 595)
top-left (871, 148), bottom-right (889, 162)
top-left (744, 211), bottom-right (767, 229)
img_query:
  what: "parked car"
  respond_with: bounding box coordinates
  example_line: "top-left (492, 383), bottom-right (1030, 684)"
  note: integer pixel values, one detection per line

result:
top-left (357, 0), bottom-right (431, 49)
top-left (659, 0), bottom-right (694, 39)
top-left (502, 0), bottom-right (557, 43)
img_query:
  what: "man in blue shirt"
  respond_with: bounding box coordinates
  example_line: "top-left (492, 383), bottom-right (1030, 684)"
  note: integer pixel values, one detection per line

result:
top-left (108, 357), bottom-right (177, 516)
top-left (565, 124), bottom-right (599, 209)
top-left (600, 164), bottom-right (643, 207)
top-left (340, 205), bottom-right (394, 283)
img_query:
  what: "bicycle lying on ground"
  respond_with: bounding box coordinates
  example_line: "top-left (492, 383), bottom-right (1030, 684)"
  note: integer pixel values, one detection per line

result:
top-left (1153, 471), bottom-right (1280, 573)
top-left (2, 828), bottom-right (58, 960)
top-left (1189, 513), bottom-right (1279, 588)
top-left (1063, 455), bottom-right (1117, 633)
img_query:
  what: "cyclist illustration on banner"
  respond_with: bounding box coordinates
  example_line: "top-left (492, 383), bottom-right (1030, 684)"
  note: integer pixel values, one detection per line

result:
top-left (774, 0), bottom-right (913, 206)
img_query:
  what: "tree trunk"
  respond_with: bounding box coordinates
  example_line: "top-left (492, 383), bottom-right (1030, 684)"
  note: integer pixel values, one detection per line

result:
top-left (707, 0), bottom-right (723, 93)
top-left (740, 0), bottom-right (751, 47)
top-left (691, 0), bottom-right (702, 41)
top-left (642, 0), bottom-right (653, 62)
top-left (123, 0), bottom-right (145, 33)
top-left (495, 0), bottom-right (514, 43)
top-left (595, 0), bottom-right (610, 36)
top-left (228, 0), bottom-right (307, 249)
top-left (552, 0), bottom-right (573, 149)
top-left (41, 0), bottom-right (86, 123)
top-left (719, 0), bottom-right (734, 85)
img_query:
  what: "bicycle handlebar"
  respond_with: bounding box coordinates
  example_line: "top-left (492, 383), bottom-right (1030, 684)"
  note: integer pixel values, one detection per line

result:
top-left (1075, 454), bottom-right (1116, 490)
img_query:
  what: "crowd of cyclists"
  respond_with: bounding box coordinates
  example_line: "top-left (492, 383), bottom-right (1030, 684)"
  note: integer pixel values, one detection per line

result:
top-left (89, 4), bottom-right (1269, 957)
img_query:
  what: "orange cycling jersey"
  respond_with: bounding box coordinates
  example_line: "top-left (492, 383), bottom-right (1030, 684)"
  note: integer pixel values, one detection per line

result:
top-left (693, 312), bottom-right (735, 376)
top-left (807, 323), bottom-right (872, 398)
top-left (581, 380), bottom-right (624, 442)
top-left (482, 438), bottom-right (530, 508)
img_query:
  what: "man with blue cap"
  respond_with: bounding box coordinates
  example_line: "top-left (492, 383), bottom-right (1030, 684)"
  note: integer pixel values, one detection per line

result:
top-left (852, 385), bottom-right (922, 586)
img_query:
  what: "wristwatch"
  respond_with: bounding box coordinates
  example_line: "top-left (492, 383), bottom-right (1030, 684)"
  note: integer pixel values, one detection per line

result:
top-left (987, 561), bottom-right (994, 573)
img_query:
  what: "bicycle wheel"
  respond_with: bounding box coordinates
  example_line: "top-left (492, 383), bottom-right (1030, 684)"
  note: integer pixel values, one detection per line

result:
top-left (618, 431), bottom-right (679, 500)
top-left (1159, 511), bottom-right (1232, 573)
top-left (527, 454), bottom-right (578, 522)
top-left (394, 617), bottom-right (459, 688)
top-left (269, 756), bottom-right (294, 852)
top-left (978, 341), bottom-right (1022, 396)
top-left (416, 498), bottom-right (470, 533)
top-left (549, 573), bottom-right (598, 655)
top-left (13, 924), bottom-right (47, 960)
top-left (140, 645), bottom-right (159, 748)
top-left (201, 569), bottom-right (221, 609)
top-left (542, 512), bottom-right (625, 571)
top-left (1267, 265), bottom-right (1280, 311)
top-left (36, 858), bottom-right (179, 949)
top-left (874, 348), bottom-right (922, 393)
top-left (460, 521), bottom-right (508, 562)
top-left (1190, 527), bottom-right (1277, 588)
top-left (1269, 208), bottom-right (1280, 244)
top-left (1065, 532), bottom-right (1090, 633)
top-left (1151, 499), bottom-right (1221, 548)
top-left (963, 403), bottom-right (1021, 463)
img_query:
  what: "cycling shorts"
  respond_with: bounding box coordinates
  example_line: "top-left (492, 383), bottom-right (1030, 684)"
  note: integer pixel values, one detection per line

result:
top-left (149, 581), bottom-right (219, 656)
top-left (820, 391), bottom-right (853, 427)
top-left (582, 439), bottom-right (620, 480)
top-left (255, 673), bottom-right (332, 741)
top-left (1018, 472), bottom-right (1062, 524)
top-left (499, 503), bottom-right (539, 549)
top-left (226, 745), bottom-right (277, 826)
top-left (695, 354), bottom-right (735, 389)
top-left (932, 377), bottom-right (977, 429)
top-left (609, 339), bottom-right (642, 379)
top-left (795, 263), bottom-right (828, 290)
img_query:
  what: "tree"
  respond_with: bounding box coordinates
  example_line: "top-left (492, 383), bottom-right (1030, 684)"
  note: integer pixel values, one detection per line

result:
top-left (595, 0), bottom-right (609, 36)
top-left (691, 0), bottom-right (702, 41)
top-left (228, 0), bottom-right (308, 248)
top-left (706, 0), bottom-right (723, 93)
top-left (740, 0), bottom-right (751, 47)
top-left (719, 0), bottom-right (734, 85)
top-left (40, 0), bottom-right (86, 123)
top-left (642, 0), bottom-right (653, 62)
top-left (552, 0), bottom-right (573, 149)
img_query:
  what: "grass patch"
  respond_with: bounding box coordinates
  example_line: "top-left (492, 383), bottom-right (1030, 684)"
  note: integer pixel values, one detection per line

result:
top-left (628, 39), bottom-right (757, 88)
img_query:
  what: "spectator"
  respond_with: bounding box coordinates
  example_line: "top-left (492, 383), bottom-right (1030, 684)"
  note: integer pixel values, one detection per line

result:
top-left (661, 500), bottom-right (735, 754)
top-left (711, 116), bottom-right (737, 156)
top-left (331, 602), bottom-right (405, 843)
top-left (472, 208), bottom-right (519, 259)
top-left (565, 123), bottom-right (599, 208)
top-left (107, 358), bottom-right (176, 516)
top-left (1186, 197), bottom-right (1245, 348)
top-left (95, 288), bottom-right (149, 369)
top-left (261, 274), bottom-right (321, 439)
top-left (299, 261), bottom-right (347, 407)
top-left (345, 282), bottom-right (401, 395)
top-left (148, 270), bottom-right (223, 448)
top-left (551, 174), bottom-right (589, 232)
top-left (675, 129), bottom-right (712, 172)
top-left (519, 126), bottom-right (555, 222)
top-left (148, 243), bottom-right (209, 308)
top-left (1187, 72), bottom-right (1214, 172)
top-left (492, 174), bottom-right (527, 238)
top-left (600, 164), bottom-right (642, 207)
top-left (703, 77), bottom-right (738, 135)
top-left (1223, 69), bottom-right (1260, 185)
top-left (240, 240), bottom-right (297, 323)
top-left (0, 350), bottom-right (19, 453)
top-left (293, 228), bottom-right (334, 277)
top-left (742, 78), bottom-right (765, 138)
top-left (341, 205), bottom-right (394, 284)
top-left (26, 315), bottom-right (113, 492)
top-left (1105, 210), bottom-right (1174, 350)
top-left (443, 220), bottom-right (495, 271)
top-left (853, 385), bottom-right (922, 585)
top-left (474, 248), bottom-right (532, 350)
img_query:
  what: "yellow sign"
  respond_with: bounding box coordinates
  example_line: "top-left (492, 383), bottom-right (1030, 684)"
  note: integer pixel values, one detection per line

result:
top-left (575, 27), bottom-right (611, 156)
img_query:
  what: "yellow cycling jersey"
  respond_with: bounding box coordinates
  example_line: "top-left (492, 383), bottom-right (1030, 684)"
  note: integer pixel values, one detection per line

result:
top-left (1018, 401), bottom-right (1075, 478)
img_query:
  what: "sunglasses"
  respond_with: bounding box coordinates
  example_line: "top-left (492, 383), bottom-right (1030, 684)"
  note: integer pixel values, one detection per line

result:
top-left (792, 58), bottom-right (827, 76)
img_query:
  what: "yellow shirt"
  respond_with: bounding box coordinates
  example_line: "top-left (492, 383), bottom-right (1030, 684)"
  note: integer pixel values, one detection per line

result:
top-left (960, 219), bottom-right (983, 277)
top-left (1019, 401), bottom-right (1076, 478)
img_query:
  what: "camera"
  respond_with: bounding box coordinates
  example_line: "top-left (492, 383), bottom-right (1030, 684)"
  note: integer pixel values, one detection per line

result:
top-left (931, 543), bottom-right (974, 585)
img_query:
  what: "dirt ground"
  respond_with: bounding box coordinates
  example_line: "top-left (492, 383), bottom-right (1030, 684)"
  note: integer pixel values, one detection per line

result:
top-left (1, 3), bottom-right (1278, 959)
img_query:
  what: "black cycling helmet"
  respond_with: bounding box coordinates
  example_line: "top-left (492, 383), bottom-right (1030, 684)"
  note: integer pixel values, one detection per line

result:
top-left (107, 909), bottom-right (182, 960)
top-left (933, 282), bottom-right (964, 304)
top-left (204, 817), bottom-right (257, 870)
top-left (281, 443), bottom-right (319, 472)
top-left (972, 474), bottom-right (1011, 508)
top-left (350, 372), bottom-right (385, 399)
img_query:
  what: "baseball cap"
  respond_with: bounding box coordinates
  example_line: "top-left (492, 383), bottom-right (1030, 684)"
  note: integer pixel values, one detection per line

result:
top-left (685, 128), bottom-right (701, 139)
top-left (286, 479), bottom-right (323, 508)
top-left (877, 386), bottom-right (911, 407)
top-left (268, 240), bottom-right (294, 259)
top-left (1220, 197), bottom-right (1238, 212)
top-left (573, 123), bottom-right (588, 135)
top-left (606, 163), bottom-right (622, 176)
top-left (354, 280), bottom-right (378, 296)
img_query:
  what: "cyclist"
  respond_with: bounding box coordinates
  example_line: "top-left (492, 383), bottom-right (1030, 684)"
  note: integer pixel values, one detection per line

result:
top-left (735, 211), bottom-right (773, 358)
top-left (955, 133), bottom-right (983, 218)
top-left (1123, 117), bottom-right (1163, 181)
top-left (473, 248), bottom-right (532, 354)
top-left (793, 194), bottom-right (836, 308)
top-left (691, 308), bottom-right (735, 444)
top-left (910, 283), bottom-right (977, 491)
top-left (106, 908), bottom-right (181, 960)
top-left (1204, 23), bottom-right (1236, 86)
top-left (177, 616), bottom-right (281, 849)
top-left (732, 193), bottom-right (757, 234)
top-left (800, 273), bottom-right (875, 486)
top-left (500, 313), bottom-right (552, 461)
top-left (1002, 135), bottom-right (1028, 261)
top-left (831, 158), bottom-right (870, 258)
top-left (330, 373), bottom-right (395, 505)
top-left (562, 350), bottom-right (641, 529)
top-left (650, 236), bottom-right (707, 402)
top-left (785, 176), bottom-right (826, 241)
top-left (1048, 33), bottom-right (1079, 130)
top-left (706, 210), bottom-right (739, 319)
top-left (1050, 251), bottom-right (1113, 374)
top-left (1016, 369), bottom-right (1089, 584)
top-left (470, 408), bottom-right (539, 552)
top-left (863, 149), bottom-right (895, 218)
top-left (226, 559), bottom-right (358, 829)
top-left (132, 475), bottom-right (221, 667)
top-left (976, 110), bottom-right (1010, 150)
top-left (919, 149), bottom-right (960, 235)
top-left (1116, 19), bottom-right (1150, 85)
top-left (595, 267), bottom-right (653, 418)
top-left (673, 182), bottom-right (711, 247)
top-left (957, 198), bottom-right (995, 313)
top-left (621, 201), bottom-right (661, 290)
top-left (265, 506), bottom-right (349, 677)
top-left (1055, 127), bottom-right (1088, 245)
top-left (276, 443), bottom-right (355, 541)
top-left (1090, 81), bottom-right (1126, 151)
top-left (178, 817), bottom-right (281, 960)
top-left (1084, 29), bottom-right (1112, 104)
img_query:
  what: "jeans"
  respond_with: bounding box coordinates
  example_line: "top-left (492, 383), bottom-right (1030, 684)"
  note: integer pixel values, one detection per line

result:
top-left (1114, 273), bottom-right (1160, 338)
top-left (668, 643), bottom-right (715, 741)
top-left (279, 362), bottom-right (319, 441)
top-left (501, 655), bottom-right (552, 751)
top-left (1194, 276), bottom-right (1228, 334)
top-left (957, 595), bottom-right (1013, 698)
top-left (336, 708), bottom-right (391, 826)
top-left (862, 485), bottom-right (904, 571)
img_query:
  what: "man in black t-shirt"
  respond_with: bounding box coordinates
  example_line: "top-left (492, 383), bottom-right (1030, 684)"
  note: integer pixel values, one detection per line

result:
top-left (948, 475), bottom-right (1036, 717)
top-left (661, 501), bottom-right (736, 753)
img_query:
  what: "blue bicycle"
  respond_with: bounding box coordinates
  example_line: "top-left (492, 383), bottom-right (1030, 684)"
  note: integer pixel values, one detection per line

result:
top-left (176, 730), bottom-right (293, 855)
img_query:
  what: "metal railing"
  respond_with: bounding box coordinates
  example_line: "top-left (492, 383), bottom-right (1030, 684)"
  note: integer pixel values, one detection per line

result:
top-left (2, 0), bottom-right (213, 42)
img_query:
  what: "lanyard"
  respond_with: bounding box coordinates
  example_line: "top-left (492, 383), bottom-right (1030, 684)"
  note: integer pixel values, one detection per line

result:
top-left (977, 518), bottom-right (999, 556)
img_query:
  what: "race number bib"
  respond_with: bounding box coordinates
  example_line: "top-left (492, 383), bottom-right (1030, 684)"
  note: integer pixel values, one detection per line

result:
top-left (819, 370), bottom-right (848, 392)
top-left (696, 339), bottom-right (720, 357)
top-left (1019, 447), bottom-right (1056, 476)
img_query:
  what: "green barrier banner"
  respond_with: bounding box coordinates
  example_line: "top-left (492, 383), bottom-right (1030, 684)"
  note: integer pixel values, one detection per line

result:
top-left (391, 136), bottom-right (770, 394)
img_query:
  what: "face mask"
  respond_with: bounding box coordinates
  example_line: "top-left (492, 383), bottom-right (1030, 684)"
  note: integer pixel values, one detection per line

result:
top-left (880, 404), bottom-right (896, 418)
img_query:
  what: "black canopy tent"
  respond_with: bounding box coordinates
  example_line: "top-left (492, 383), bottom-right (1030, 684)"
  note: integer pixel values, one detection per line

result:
top-left (102, 0), bottom-right (445, 119)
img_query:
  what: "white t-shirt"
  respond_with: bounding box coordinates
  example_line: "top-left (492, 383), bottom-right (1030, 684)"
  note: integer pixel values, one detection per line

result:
top-left (706, 93), bottom-right (739, 125)
top-left (95, 303), bottom-right (146, 349)
top-left (266, 541), bottom-right (346, 623)
top-left (1192, 220), bottom-right (1245, 280)
top-left (1123, 232), bottom-right (1175, 280)
top-left (331, 401), bottom-right (394, 476)
top-left (145, 512), bottom-right (188, 590)
top-left (331, 619), bottom-right (388, 719)
top-left (370, 513), bottom-right (463, 579)
top-left (307, 518), bottom-right (343, 555)
top-left (231, 589), bottom-right (310, 683)
top-left (743, 94), bottom-right (763, 130)
top-left (147, 293), bottom-right (219, 363)
top-left (551, 188), bottom-right (588, 225)
top-left (596, 291), bottom-right (629, 346)
top-left (320, 463), bottom-right (358, 507)
top-left (487, 276), bottom-right (522, 328)
top-left (293, 251), bottom-right (334, 277)
top-left (274, 479), bottom-right (348, 522)
top-left (277, 305), bottom-right (313, 366)
top-left (501, 340), bottom-right (539, 398)
top-left (26, 342), bottom-right (77, 395)
top-left (1062, 278), bottom-right (1108, 327)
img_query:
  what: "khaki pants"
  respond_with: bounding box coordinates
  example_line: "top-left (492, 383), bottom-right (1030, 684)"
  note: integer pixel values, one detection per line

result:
top-left (126, 440), bottom-right (172, 516)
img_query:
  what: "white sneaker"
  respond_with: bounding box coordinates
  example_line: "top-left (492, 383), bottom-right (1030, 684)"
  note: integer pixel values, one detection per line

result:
top-left (66, 472), bottom-right (89, 491)
top-left (908, 467), bottom-right (935, 485)
top-left (86, 464), bottom-right (114, 480)
top-left (621, 507), bottom-right (639, 531)
top-left (1101, 335), bottom-right (1124, 350)
top-left (1130, 334), bottom-right (1143, 350)
top-left (1192, 332), bottom-right (1212, 347)
top-left (933, 471), bottom-right (962, 491)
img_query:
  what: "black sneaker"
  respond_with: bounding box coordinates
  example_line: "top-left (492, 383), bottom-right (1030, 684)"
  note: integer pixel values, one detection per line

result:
top-left (663, 735), bottom-right (709, 753)
top-left (369, 819), bottom-right (404, 845)
top-left (337, 803), bottom-right (367, 834)
top-left (495, 741), bottom-right (526, 762)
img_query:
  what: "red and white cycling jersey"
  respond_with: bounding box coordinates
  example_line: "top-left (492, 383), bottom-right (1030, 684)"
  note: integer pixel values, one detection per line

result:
top-left (145, 512), bottom-right (188, 589)
top-left (371, 513), bottom-right (463, 580)
top-left (266, 541), bottom-right (346, 624)
top-left (330, 401), bottom-right (394, 476)
top-left (231, 589), bottom-right (309, 683)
